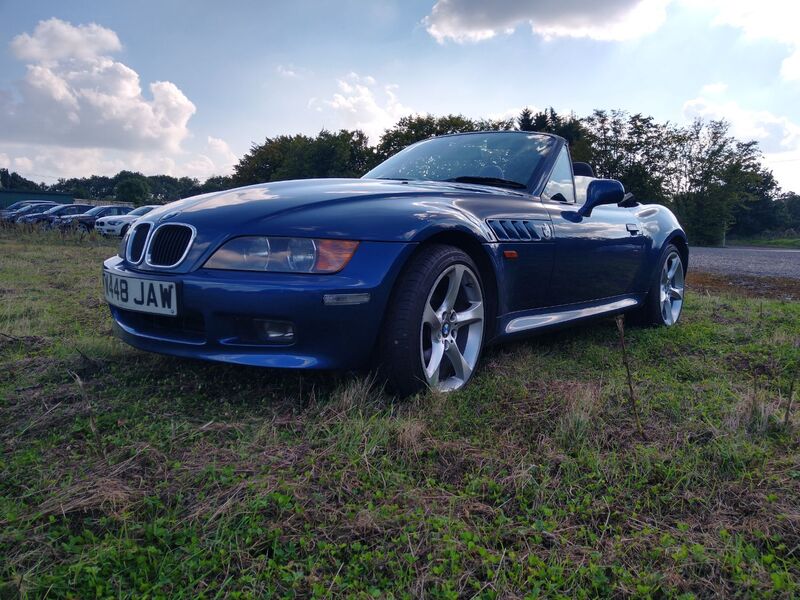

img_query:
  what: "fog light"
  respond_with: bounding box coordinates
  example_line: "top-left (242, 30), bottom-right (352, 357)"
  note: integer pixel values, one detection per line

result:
top-left (256, 319), bottom-right (295, 343)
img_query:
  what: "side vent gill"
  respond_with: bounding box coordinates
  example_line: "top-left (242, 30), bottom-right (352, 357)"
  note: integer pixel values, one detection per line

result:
top-left (486, 219), bottom-right (543, 241)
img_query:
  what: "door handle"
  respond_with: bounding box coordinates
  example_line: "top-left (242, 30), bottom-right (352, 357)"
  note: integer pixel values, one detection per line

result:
top-left (626, 223), bottom-right (640, 235)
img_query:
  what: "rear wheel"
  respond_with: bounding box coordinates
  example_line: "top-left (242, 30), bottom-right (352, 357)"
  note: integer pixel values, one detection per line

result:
top-left (637, 244), bottom-right (685, 326)
top-left (380, 245), bottom-right (486, 397)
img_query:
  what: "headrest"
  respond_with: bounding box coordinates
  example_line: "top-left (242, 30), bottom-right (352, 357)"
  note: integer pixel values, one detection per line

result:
top-left (572, 162), bottom-right (595, 177)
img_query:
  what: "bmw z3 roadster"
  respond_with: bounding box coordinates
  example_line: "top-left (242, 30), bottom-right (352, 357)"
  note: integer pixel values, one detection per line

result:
top-left (103, 131), bottom-right (688, 395)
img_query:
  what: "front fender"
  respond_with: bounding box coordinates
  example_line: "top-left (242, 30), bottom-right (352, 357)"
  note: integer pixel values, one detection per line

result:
top-left (636, 204), bottom-right (689, 288)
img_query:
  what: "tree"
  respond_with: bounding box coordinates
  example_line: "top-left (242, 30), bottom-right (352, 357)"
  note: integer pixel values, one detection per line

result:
top-left (475, 117), bottom-right (515, 131)
top-left (114, 177), bottom-right (151, 206)
top-left (233, 129), bottom-right (376, 186)
top-left (0, 169), bottom-right (41, 191)
top-left (189, 175), bottom-right (236, 196)
top-left (784, 193), bottom-right (800, 230)
top-left (516, 108), bottom-right (535, 131)
top-left (376, 114), bottom-right (478, 159)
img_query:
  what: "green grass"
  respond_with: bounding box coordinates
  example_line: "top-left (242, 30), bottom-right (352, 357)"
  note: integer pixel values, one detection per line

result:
top-left (1, 229), bottom-right (799, 598)
top-left (727, 237), bottom-right (800, 249)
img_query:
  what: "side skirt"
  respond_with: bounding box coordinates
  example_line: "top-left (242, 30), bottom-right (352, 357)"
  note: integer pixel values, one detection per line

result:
top-left (502, 296), bottom-right (640, 335)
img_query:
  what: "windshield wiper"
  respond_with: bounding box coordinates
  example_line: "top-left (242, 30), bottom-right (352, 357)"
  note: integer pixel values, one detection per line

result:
top-left (443, 176), bottom-right (527, 190)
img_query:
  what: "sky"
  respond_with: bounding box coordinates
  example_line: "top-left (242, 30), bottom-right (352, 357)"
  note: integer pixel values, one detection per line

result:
top-left (0, 0), bottom-right (799, 191)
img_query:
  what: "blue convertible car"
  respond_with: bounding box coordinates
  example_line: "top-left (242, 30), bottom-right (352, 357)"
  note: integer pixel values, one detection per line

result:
top-left (103, 131), bottom-right (687, 395)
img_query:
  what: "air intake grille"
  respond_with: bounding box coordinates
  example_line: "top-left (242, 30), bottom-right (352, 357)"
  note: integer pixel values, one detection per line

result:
top-left (128, 223), bottom-right (151, 263)
top-left (487, 219), bottom-right (543, 241)
top-left (148, 224), bottom-right (193, 266)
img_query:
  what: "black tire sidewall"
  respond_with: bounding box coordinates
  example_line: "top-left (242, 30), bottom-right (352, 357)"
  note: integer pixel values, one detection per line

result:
top-left (380, 245), bottom-right (485, 396)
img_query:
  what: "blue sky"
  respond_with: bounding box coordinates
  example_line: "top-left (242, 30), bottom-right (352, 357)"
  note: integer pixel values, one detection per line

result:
top-left (1, 0), bottom-right (799, 191)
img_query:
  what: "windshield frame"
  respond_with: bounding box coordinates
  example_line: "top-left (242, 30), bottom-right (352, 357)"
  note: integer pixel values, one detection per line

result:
top-left (363, 131), bottom-right (562, 194)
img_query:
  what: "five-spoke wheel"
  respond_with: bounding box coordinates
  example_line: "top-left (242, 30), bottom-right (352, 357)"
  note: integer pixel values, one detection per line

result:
top-left (659, 250), bottom-right (685, 326)
top-left (380, 245), bottom-right (486, 396)
top-left (420, 264), bottom-right (484, 391)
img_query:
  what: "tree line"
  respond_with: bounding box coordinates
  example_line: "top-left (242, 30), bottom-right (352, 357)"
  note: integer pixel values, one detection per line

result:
top-left (2, 107), bottom-right (798, 245)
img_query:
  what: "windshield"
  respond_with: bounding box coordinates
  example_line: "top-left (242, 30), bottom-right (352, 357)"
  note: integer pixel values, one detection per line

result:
top-left (363, 132), bottom-right (556, 189)
top-left (44, 205), bottom-right (69, 215)
top-left (129, 206), bottom-right (154, 216)
top-left (16, 204), bottom-right (52, 215)
top-left (84, 206), bottom-right (106, 216)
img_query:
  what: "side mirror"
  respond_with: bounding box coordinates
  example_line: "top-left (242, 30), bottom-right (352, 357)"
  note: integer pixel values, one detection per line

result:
top-left (578, 179), bottom-right (625, 218)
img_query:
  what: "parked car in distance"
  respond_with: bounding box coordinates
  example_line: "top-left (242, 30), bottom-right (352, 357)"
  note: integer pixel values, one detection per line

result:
top-left (61, 205), bottom-right (132, 231)
top-left (4, 202), bottom-right (59, 223)
top-left (104, 130), bottom-right (689, 396)
top-left (96, 205), bottom-right (159, 236)
top-left (21, 203), bottom-right (94, 228)
top-left (0, 200), bottom-right (58, 219)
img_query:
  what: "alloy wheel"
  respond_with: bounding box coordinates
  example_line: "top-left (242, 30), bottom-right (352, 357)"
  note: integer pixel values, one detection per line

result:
top-left (419, 264), bottom-right (484, 391)
top-left (660, 251), bottom-right (684, 325)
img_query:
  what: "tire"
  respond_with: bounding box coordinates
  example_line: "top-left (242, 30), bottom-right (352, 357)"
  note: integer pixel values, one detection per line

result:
top-left (379, 244), bottom-right (486, 397)
top-left (636, 244), bottom-right (686, 326)
top-left (120, 225), bottom-right (129, 237)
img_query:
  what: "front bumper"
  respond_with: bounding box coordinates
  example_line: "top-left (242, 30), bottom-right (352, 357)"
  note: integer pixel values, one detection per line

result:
top-left (96, 222), bottom-right (124, 235)
top-left (103, 241), bottom-right (414, 370)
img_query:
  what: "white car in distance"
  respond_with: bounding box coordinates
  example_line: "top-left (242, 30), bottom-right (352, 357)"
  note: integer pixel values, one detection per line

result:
top-left (95, 205), bottom-right (159, 236)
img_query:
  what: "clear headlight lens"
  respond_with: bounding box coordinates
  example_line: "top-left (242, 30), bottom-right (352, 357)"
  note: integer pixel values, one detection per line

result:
top-left (204, 237), bottom-right (358, 273)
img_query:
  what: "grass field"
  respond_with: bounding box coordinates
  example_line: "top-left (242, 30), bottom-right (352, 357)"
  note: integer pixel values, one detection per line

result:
top-left (727, 237), bottom-right (800, 250)
top-left (1, 230), bottom-right (799, 598)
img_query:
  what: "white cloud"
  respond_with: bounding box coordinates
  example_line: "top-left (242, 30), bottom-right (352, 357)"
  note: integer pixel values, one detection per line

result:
top-left (423, 0), bottom-right (800, 83)
top-left (699, 82), bottom-right (727, 96)
top-left (689, 0), bottom-right (800, 82)
top-left (1, 20), bottom-right (196, 153)
top-left (0, 19), bottom-right (235, 181)
top-left (10, 18), bottom-right (122, 63)
top-left (423, 0), bottom-right (671, 43)
top-left (322, 73), bottom-right (413, 142)
top-left (683, 87), bottom-right (800, 191)
top-left (276, 64), bottom-right (299, 78)
top-left (12, 157), bottom-right (34, 172)
top-left (206, 136), bottom-right (238, 171)
top-left (0, 139), bottom-right (236, 183)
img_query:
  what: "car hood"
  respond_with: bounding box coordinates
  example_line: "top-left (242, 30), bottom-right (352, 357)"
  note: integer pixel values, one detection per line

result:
top-left (145, 178), bottom-right (522, 231)
top-left (127, 178), bottom-right (529, 273)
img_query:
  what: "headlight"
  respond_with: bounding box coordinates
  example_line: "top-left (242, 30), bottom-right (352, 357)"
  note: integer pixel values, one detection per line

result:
top-left (106, 220), bottom-right (120, 226)
top-left (204, 237), bottom-right (358, 273)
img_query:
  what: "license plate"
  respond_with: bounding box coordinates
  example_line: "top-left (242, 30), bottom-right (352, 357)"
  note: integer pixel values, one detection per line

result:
top-left (103, 272), bottom-right (177, 316)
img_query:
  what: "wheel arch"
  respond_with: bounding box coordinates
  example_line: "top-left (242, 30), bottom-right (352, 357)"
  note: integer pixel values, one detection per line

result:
top-left (408, 228), bottom-right (500, 340)
top-left (666, 232), bottom-right (689, 271)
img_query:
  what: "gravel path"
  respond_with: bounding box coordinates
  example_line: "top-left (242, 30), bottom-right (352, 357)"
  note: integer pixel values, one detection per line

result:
top-left (689, 246), bottom-right (800, 280)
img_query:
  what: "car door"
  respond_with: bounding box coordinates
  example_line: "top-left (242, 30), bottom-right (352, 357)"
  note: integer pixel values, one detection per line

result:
top-left (482, 195), bottom-right (554, 313)
top-left (543, 146), bottom-right (648, 306)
